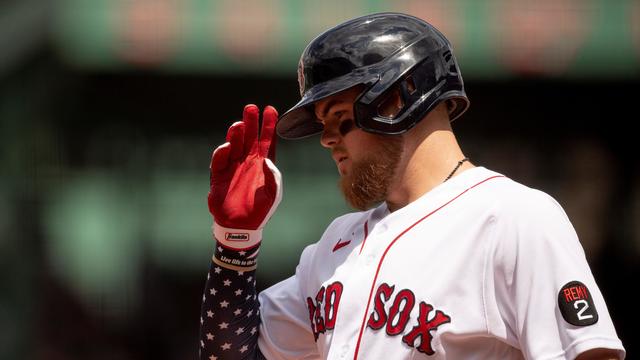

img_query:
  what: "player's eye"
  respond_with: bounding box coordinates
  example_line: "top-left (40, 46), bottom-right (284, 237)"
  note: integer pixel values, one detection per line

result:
top-left (339, 118), bottom-right (354, 136)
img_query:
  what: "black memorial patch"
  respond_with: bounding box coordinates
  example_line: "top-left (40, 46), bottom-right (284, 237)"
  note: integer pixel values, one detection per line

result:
top-left (557, 281), bottom-right (598, 326)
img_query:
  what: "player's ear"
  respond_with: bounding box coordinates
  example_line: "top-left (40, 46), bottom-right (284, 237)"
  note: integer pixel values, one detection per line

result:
top-left (445, 99), bottom-right (457, 117)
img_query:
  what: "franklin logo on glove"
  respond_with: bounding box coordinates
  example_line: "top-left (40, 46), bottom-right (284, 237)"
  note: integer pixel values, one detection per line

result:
top-left (225, 232), bottom-right (250, 242)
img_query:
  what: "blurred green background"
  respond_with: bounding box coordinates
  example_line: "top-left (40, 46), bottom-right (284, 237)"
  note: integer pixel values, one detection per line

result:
top-left (1, 0), bottom-right (639, 358)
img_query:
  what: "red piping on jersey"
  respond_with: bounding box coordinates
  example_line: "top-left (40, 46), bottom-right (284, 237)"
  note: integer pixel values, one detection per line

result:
top-left (352, 175), bottom-right (505, 359)
top-left (358, 221), bottom-right (369, 255)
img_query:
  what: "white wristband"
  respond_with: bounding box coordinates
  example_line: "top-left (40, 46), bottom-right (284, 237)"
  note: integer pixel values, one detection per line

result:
top-left (213, 223), bottom-right (263, 250)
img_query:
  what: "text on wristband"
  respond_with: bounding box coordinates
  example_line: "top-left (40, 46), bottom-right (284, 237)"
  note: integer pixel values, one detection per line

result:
top-left (225, 232), bottom-right (250, 241)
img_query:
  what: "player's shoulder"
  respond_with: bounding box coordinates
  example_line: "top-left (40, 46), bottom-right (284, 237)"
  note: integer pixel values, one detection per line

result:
top-left (466, 168), bottom-right (583, 263)
top-left (470, 167), bottom-right (560, 206)
top-left (469, 167), bottom-right (569, 224)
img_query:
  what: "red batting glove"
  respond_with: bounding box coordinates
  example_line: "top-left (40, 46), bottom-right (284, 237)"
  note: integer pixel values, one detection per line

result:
top-left (208, 104), bottom-right (282, 250)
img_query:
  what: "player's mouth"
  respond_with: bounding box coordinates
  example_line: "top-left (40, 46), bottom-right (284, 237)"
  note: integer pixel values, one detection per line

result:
top-left (332, 152), bottom-right (349, 175)
top-left (336, 156), bottom-right (349, 175)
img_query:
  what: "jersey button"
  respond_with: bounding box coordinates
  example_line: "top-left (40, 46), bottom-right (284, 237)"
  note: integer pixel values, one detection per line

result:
top-left (366, 254), bottom-right (375, 265)
top-left (340, 344), bottom-right (349, 358)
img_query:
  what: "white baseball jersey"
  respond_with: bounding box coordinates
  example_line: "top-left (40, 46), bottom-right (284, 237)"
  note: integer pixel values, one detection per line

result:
top-left (257, 166), bottom-right (625, 360)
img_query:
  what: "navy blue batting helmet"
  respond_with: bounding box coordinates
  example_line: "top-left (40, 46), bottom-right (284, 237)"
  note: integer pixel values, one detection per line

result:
top-left (276, 12), bottom-right (469, 139)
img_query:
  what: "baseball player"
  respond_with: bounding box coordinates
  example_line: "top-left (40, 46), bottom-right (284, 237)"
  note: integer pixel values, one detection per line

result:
top-left (199, 13), bottom-right (625, 359)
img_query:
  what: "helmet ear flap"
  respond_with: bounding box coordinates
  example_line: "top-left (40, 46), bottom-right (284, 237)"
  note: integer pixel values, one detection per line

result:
top-left (373, 75), bottom-right (419, 120)
top-left (354, 56), bottom-right (443, 135)
top-left (376, 87), bottom-right (405, 119)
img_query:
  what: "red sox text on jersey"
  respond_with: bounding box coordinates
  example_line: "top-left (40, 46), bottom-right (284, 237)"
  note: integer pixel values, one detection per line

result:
top-left (307, 281), bottom-right (451, 355)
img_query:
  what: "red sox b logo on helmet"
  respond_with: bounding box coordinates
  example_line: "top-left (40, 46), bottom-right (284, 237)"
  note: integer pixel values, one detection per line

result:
top-left (297, 58), bottom-right (306, 96)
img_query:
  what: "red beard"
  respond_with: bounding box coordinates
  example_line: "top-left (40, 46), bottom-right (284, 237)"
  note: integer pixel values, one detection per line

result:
top-left (339, 136), bottom-right (403, 210)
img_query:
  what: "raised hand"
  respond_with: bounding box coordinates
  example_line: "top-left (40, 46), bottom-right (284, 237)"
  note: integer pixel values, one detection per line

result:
top-left (208, 104), bottom-right (282, 249)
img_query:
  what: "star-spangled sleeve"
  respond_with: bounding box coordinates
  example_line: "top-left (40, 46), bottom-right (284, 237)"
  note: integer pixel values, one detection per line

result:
top-left (199, 243), bottom-right (267, 360)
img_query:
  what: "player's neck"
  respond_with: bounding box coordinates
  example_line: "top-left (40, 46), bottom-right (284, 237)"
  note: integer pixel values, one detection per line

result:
top-left (385, 110), bottom-right (473, 212)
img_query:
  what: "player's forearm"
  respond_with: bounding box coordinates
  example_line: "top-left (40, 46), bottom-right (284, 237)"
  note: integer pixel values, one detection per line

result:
top-left (199, 243), bottom-right (262, 360)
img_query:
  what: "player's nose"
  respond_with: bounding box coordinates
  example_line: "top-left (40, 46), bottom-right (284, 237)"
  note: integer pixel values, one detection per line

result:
top-left (320, 122), bottom-right (339, 148)
top-left (317, 107), bottom-right (353, 149)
